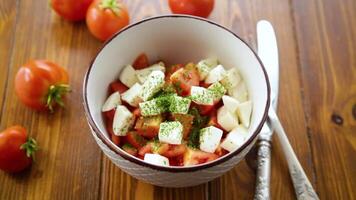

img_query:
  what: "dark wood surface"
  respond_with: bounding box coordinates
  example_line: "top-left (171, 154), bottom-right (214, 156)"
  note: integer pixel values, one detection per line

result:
top-left (0, 0), bottom-right (354, 199)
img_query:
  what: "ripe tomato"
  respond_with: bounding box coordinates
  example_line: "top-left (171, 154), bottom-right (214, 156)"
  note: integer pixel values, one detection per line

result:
top-left (15, 60), bottom-right (70, 112)
top-left (168, 0), bottom-right (215, 18)
top-left (0, 126), bottom-right (38, 173)
top-left (125, 131), bottom-right (147, 149)
top-left (138, 142), bottom-right (152, 157)
top-left (134, 116), bottom-right (163, 139)
top-left (207, 108), bottom-right (225, 130)
top-left (51, 0), bottom-right (93, 21)
top-left (157, 143), bottom-right (187, 158)
top-left (132, 53), bottom-right (149, 70)
top-left (109, 80), bottom-right (128, 94)
top-left (171, 113), bottom-right (194, 139)
top-left (86, 0), bottom-right (130, 41)
top-left (170, 63), bottom-right (200, 96)
top-left (183, 148), bottom-right (218, 166)
top-left (165, 64), bottom-right (184, 81)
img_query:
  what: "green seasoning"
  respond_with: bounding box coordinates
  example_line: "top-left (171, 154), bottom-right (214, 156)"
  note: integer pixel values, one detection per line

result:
top-left (187, 107), bottom-right (209, 148)
top-left (190, 86), bottom-right (214, 105)
top-left (158, 121), bottom-right (183, 145)
top-left (139, 70), bottom-right (165, 101)
top-left (208, 82), bottom-right (227, 101)
top-left (169, 96), bottom-right (191, 114)
top-left (139, 99), bottom-right (165, 116)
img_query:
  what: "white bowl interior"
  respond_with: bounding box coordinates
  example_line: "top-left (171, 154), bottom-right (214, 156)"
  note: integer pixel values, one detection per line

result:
top-left (85, 16), bottom-right (269, 165)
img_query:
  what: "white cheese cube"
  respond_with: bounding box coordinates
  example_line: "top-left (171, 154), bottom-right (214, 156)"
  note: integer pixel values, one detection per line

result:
top-left (217, 106), bottom-right (239, 131)
top-left (196, 57), bottom-right (218, 81)
top-left (121, 83), bottom-right (143, 107)
top-left (190, 86), bottom-right (214, 105)
top-left (119, 65), bottom-right (139, 87)
top-left (102, 92), bottom-right (121, 112)
top-left (221, 125), bottom-right (249, 152)
top-left (139, 99), bottom-right (165, 116)
top-left (199, 126), bottom-right (223, 153)
top-left (113, 105), bottom-right (135, 136)
top-left (159, 121), bottom-right (183, 145)
top-left (220, 68), bottom-right (241, 89)
top-left (222, 95), bottom-right (240, 113)
top-left (139, 70), bottom-right (165, 101)
top-left (228, 81), bottom-right (249, 102)
top-left (236, 101), bottom-right (252, 128)
top-left (136, 62), bottom-right (165, 83)
top-left (208, 82), bottom-right (226, 101)
top-left (169, 96), bottom-right (191, 114)
top-left (144, 153), bottom-right (170, 166)
top-left (205, 65), bottom-right (226, 84)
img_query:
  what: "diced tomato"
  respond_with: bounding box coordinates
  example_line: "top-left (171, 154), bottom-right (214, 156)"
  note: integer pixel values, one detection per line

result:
top-left (170, 63), bottom-right (200, 96)
top-left (122, 144), bottom-right (138, 156)
top-left (207, 108), bottom-right (225, 130)
top-left (138, 142), bottom-right (152, 157)
top-left (134, 115), bottom-right (163, 139)
top-left (132, 108), bottom-right (141, 118)
top-left (172, 113), bottom-right (194, 139)
top-left (110, 81), bottom-right (129, 94)
top-left (125, 131), bottom-right (147, 149)
top-left (105, 121), bottom-right (120, 145)
top-left (103, 109), bottom-right (116, 121)
top-left (199, 81), bottom-right (211, 88)
top-left (132, 53), bottom-right (149, 69)
top-left (183, 148), bottom-right (219, 166)
top-left (156, 143), bottom-right (187, 158)
top-left (111, 135), bottom-right (121, 146)
top-left (169, 156), bottom-right (184, 166)
top-left (165, 64), bottom-right (184, 81)
top-left (197, 104), bottom-right (215, 115)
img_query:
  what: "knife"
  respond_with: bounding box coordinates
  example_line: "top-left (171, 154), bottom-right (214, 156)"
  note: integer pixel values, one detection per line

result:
top-left (254, 20), bottom-right (279, 200)
top-left (254, 20), bottom-right (319, 200)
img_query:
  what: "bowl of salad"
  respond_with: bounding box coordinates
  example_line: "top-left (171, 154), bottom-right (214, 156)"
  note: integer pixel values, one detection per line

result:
top-left (83, 15), bottom-right (270, 187)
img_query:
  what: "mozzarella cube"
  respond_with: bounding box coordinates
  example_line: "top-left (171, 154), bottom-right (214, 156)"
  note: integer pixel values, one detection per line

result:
top-left (222, 95), bottom-right (240, 113)
top-left (139, 70), bottom-right (165, 101)
top-left (113, 105), bottom-right (135, 136)
top-left (196, 57), bottom-right (218, 81)
top-left (205, 65), bottom-right (226, 84)
top-left (144, 153), bottom-right (170, 166)
top-left (102, 92), bottom-right (121, 112)
top-left (228, 81), bottom-right (249, 102)
top-left (190, 86), bottom-right (214, 105)
top-left (121, 83), bottom-right (143, 107)
top-left (199, 126), bottom-right (223, 153)
top-left (236, 101), bottom-right (252, 128)
top-left (139, 99), bottom-right (165, 116)
top-left (159, 121), bottom-right (183, 145)
top-left (208, 82), bottom-right (226, 101)
top-left (217, 106), bottom-right (239, 131)
top-left (221, 125), bottom-right (249, 152)
top-left (136, 62), bottom-right (165, 83)
top-left (220, 68), bottom-right (241, 89)
top-left (169, 96), bottom-right (191, 114)
top-left (119, 65), bottom-right (139, 87)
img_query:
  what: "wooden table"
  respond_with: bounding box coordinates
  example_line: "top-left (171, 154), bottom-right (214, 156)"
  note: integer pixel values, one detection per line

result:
top-left (0, 0), bottom-right (355, 199)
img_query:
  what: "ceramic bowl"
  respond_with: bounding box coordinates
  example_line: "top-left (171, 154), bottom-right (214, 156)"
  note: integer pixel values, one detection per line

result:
top-left (83, 15), bottom-right (270, 188)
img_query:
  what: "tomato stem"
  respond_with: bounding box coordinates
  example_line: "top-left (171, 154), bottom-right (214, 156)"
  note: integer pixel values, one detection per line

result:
top-left (20, 137), bottom-right (38, 159)
top-left (99, 0), bottom-right (122, 15)
top-left (46, 84), bottom-right (71, 112)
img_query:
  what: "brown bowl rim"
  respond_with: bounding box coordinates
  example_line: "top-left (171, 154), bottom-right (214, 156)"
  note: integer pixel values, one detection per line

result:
top-left (83, 14), bottom-right (270, 173)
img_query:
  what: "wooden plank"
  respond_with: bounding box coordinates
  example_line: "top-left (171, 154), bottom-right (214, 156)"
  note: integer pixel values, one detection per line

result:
top-left (0, 0), bottom-right (102, 199)
top-left (98, 1), bottom-right (208, 199)
top-left (292, 0), bottom-right (356, 199)
top-left (0, 0), bottom-right (16, 119)
top-left (208, 0), bottom-right (315, 199)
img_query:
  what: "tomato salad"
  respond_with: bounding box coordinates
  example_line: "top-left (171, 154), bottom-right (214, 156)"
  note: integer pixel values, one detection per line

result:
top-left (102, 54), bottom-right (252, 167)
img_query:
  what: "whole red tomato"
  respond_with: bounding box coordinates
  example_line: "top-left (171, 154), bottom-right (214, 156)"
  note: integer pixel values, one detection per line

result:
top-left (168, 0), bottom-right (215, 18)
top-left (51, 0), bottom-right (93, 21)
top-left (15, 60), bottom-right (70, 112)
top-left (86, 0), bottom-right (130, 41)
top-left (0, 126), bottom-right (38, 173)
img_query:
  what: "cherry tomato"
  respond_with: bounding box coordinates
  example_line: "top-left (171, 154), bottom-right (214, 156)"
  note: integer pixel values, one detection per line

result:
top-left (86, 0), bottom-right (130, 41)
top-left (132, 53), bottom-right (149, 70)
top-left (51, 0), bottom-right (93, 21)
top-left (168, 0), bottom-right (215, 18)
top-left (0, 126), bottom-right (38, 173)
top-left (15, 60), bottom-right (70, 112)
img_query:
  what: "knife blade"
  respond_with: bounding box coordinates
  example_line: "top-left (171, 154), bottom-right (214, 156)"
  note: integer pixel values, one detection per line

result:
top-left (254, 20), bottom-right (279, 200)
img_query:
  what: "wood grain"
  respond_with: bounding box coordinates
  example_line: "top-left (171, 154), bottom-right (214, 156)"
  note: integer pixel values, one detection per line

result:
top-left (0, 0), bottom-right (355, 199)
top-left (292, 0), bottom-right (356, 199)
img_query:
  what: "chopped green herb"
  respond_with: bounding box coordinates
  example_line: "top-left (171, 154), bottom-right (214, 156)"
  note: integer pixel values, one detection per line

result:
top-left (187, 107), bottom-right (209, 148)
